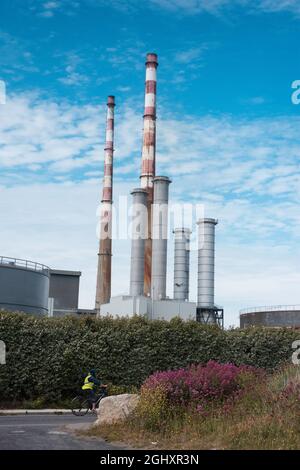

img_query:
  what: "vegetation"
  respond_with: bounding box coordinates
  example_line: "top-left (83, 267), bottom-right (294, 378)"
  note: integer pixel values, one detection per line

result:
top-left (0, 311), bottom-right (299, 405)
top-left (87, 364), bottom-right (300, 450)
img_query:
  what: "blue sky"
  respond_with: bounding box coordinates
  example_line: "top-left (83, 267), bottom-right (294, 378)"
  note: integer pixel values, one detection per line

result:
top-left (1, 0), bottom-right (300, 326)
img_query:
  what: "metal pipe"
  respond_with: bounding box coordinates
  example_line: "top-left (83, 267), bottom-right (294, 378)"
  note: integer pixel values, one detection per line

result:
top-left (197, 218), bottom-right (218, 317)
top-left (129, 188), bottom-right (148, 297)
top-left (95, 95), bottom-right (115, 310)
top-left (140, 52), bottom-right (158, 297)
top-left (173, 228), bottom-right (191, 301)
top-left (151, 176), bottom-right (171, 301)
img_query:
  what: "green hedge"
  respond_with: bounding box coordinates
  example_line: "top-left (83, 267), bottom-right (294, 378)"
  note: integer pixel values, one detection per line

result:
top-left (0, 311), bottom-right (299, 403)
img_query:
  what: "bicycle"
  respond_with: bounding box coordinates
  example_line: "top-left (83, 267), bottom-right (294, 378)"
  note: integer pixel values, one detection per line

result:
top-left (71, 387), bottom-right (108, 416)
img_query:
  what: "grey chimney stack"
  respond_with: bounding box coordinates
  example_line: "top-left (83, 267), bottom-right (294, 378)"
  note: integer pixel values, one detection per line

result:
top-left (129, 188), bottom-right (148, 297)
top-left (151, 176), bottom-right (171, 301)
top-left (173, 228), bottom-right (191, 301)
top-left (197, 218), bottom-right (218, 323)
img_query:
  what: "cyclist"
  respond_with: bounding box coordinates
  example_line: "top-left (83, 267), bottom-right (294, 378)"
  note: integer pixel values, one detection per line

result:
top-left (82, 369), bottom-right (107, 411)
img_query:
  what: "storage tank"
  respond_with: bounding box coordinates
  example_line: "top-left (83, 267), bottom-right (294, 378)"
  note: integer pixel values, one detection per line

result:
top-left (240, 306), bottom-right (300, 328)
top-left (0, 256), bottom-right (50, 315)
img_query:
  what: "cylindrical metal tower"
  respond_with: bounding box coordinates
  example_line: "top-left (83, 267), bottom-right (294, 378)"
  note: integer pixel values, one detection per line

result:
top-left (151, 176), bottom-right (171, 301)
top-left (129, 188), bottom-right (148, 297)
top-left (240, 306), bottom-right (300, 328)
top-left (173, 228), bottom-right (191, 301)
top-left (95, 95), bottom-right (115, 310)
top-left (0, 256), bottom-right (50, 315)
top-left (197, 218), bottom-right (218, 324)
top-left (140, 52), bottom-right (158, 298)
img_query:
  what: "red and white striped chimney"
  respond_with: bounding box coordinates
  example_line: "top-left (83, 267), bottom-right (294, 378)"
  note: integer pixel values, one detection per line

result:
top-left (95, 95), bottom-right (115, 310)
top-left (140, 52), bottom-right (158, 296)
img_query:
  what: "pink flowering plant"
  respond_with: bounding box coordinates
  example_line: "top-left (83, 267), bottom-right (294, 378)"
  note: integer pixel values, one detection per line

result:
top-left (141, 360), bottom-right (263, 410)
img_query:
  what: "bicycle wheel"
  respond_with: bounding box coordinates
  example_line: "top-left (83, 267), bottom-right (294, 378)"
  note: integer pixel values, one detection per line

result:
top-left (71, 395), bottom-right (90, 416)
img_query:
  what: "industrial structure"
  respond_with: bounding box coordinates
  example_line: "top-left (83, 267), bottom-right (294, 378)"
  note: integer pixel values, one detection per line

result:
top-left (3, 53), bottom-right (300, 328)
top-left (95, 95), bottom-right (115, 310)
top-left (48, 269), bottom-right (81, 317)
top-left (0, 52), bottom-right (224, 326)
top-left (0, 256), bottom-right (85, 317)
top-left (140, 53), bottom-right (158, 297)
top-left (0, 256), bottom-right (50, 315)
top-left (196, 219), bottom-right (224, 325)
top-left (98, 53), bottom-right (223, 326)
top-left (240, 306), bottom-right (300, 328)
top-left (173, 228), bottom-right (191, 302)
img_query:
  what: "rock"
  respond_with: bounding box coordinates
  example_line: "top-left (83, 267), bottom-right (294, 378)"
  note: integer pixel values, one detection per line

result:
top-left (95, 394), bottom-right (140, 425)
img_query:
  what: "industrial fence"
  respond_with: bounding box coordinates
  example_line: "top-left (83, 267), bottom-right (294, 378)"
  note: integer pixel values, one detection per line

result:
top-left (0, 256), bottom-right (49, 273)
top-left (240, 305), bottom-right (300, 315)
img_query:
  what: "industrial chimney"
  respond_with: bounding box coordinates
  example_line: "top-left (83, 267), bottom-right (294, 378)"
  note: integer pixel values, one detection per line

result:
top-left (140, 52), bottom-right (158, 297)
top-left (173, 228), bottom-right (191, 301)
top-left (129, 188), bottom-right (148, 297)
top-left (197, 218), bottom-right (218, 324)
top-left (151, 176), bottom-right (171, 301)
top-left (95, 95), bottom-right (115, 311)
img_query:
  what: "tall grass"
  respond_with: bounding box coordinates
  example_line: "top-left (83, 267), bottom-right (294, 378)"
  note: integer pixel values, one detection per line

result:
top-left (88, 363), bottom-right (300, 450)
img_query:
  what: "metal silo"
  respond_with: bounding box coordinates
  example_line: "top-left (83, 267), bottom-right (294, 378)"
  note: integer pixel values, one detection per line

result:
top-left (240, 305), bottom-right (300, 328)
top-left (0, 256), bottom-right (50, 315)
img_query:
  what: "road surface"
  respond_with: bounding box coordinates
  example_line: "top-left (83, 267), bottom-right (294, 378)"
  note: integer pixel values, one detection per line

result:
top-left (0, 414), bottom-right (122, 450)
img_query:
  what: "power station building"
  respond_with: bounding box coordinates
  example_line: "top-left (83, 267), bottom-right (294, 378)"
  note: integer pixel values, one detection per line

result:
top-left (96, 53), bottom-right (224, 326)
top-left (48, 269), bottom-right (81, 317)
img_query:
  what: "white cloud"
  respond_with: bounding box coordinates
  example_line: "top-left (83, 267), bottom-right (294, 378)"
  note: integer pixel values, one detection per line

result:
top-left (150, 0), bottom-right (231, 14)
top-left (150, 0), bottom-right (300, 16)
top-left (257, 0), bottom-right (300, 15)
top-left (0, 93), bottom-right (102, 169)
top-left (27, 0), bottom-right (300, 18)
top-left (175, 47), bottom-right (205, 64)
top-left (0, 31), bottom-right (39, 75)
top-left (58, 53), bottom-right (91, 86)
top-left (40, 1), bottom-right (61, 17)
top-left (242, 96), bottom-right (266, 105)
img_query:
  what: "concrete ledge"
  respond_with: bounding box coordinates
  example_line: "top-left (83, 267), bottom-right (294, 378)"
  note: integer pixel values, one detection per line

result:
top-left (0, 409), bottom-right (72, 415)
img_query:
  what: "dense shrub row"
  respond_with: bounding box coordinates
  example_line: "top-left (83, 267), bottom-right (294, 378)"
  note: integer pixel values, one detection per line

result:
top-left (0, 311), bottom-right (299, 403)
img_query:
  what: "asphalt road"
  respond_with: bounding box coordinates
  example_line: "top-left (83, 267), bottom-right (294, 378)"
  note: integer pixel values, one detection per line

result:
top-left (0, 414), bottom-right (122, 450)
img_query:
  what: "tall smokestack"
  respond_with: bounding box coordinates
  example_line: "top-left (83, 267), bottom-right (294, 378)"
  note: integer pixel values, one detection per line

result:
top-left (140, 52), bottom-right (158, 297)
top-left (197, 218), bottom-right (218, 324)
top-left (129, 188), bottom-right (148, 297)
top-left (151, 176), bottom-right (171, 301)
top-left (95, 95), bottom-right (115, 310)
top-left (173, 228), bottom-right (191, 301)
